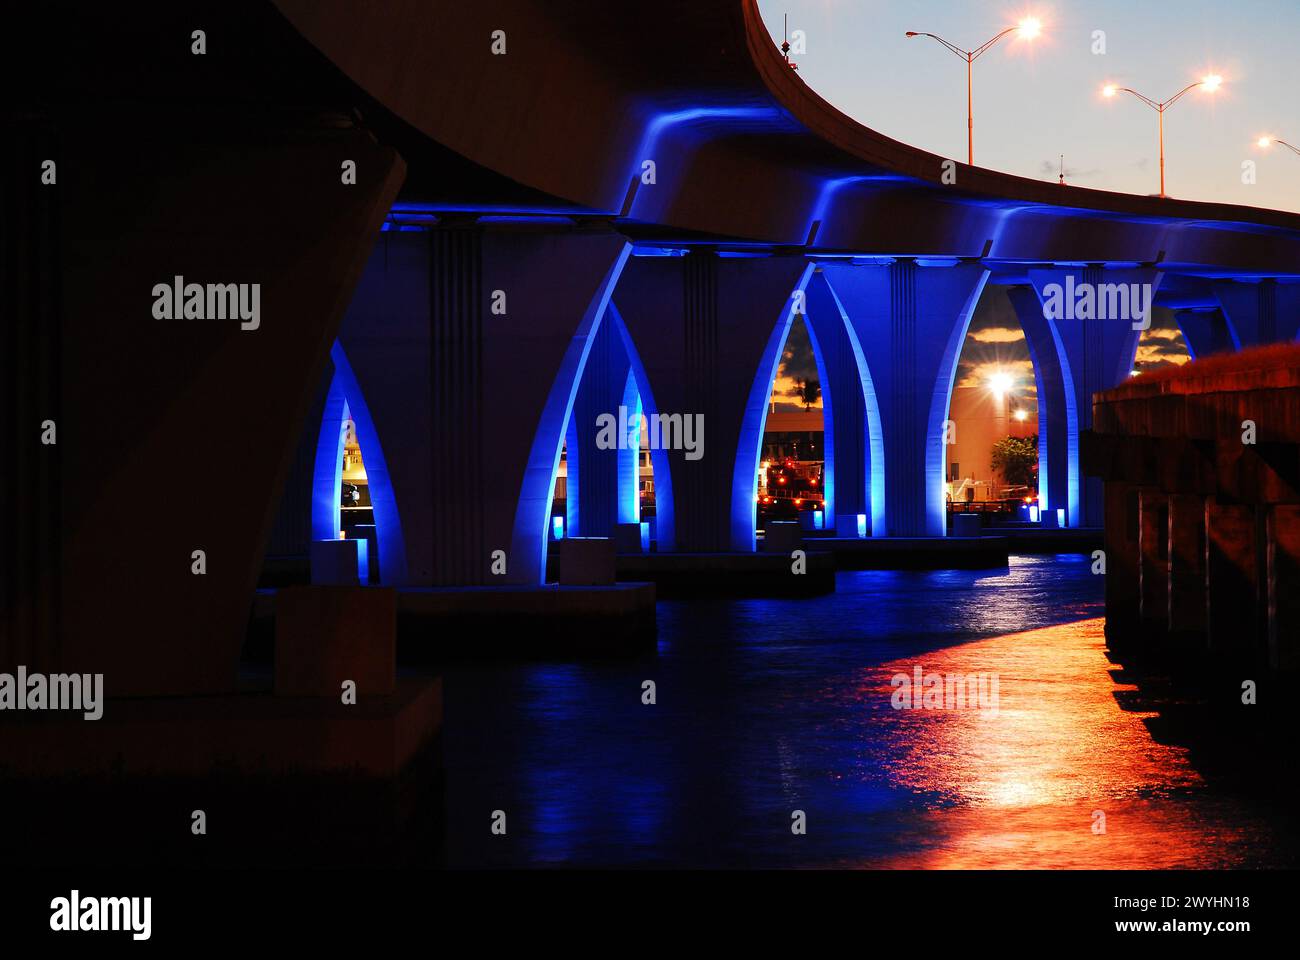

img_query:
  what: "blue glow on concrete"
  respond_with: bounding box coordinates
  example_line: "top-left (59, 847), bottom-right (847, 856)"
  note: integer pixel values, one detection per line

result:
top-left (1057, 508), bottom-right (1066, 528)
top-left (618, 370), bottom-right (642, 526)
top-left (564, 412), bottom-right (580, 539)
top-left (813, 510), bottom-right (824, 531)
top-left (818, 276), bottom-right (887, 536)
top-left (609, 303), bottom-right (677, 552)
top-left (930, 272), bottom-right (992, 538)
top-left (315, 342), bottom-right (408, 585)
top-left (355, 537), bottom-right (369, 582)
top-left (640, 521), bottom-right (650, 552)
top-left (857, 513), bottom-right (868, 539)
top-left (311, 375), bottom-right (349, 544)
top-left (627, 106), bottom-right (781, 218)
top-left (730, 263), bottom-right (817, 551)
top-left (513, 244), bottom-right (632, 584)
top-left (552, 516), bottom-right (565, 540)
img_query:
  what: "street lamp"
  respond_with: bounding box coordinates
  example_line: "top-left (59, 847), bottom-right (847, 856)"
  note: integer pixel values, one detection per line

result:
top-left (988, 371), bottom-right (1014, 398)
top-left (1101, 75), bottom-right (1223, 197)
top-left (905, 17), bottom-right (1042, 166)
top-left (1257, 136), bottom-right (1300, 158)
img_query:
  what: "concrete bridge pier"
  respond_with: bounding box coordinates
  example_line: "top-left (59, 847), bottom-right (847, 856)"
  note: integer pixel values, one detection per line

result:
top-left (612, 251), bottom-right (815, 553)
top-left (1175, 308), bottom-right (1237, 360)
top-left (1091, 348), bottom-right (1300, 674)
top-left (565, 312), bottom-right (638, 541)
top-left (336, 225), bottom-right (631, 587)
top-left (1027, 266), bottom-right (1164, 529)
top-left (1103, 482), bottom-right (1142, 648)
top-left (1267, 505), bottom-right (1300, 671)
top-left (1138, 489), bottom-right (1170, 636)
top-left (1167, 492), bottom-right (1209, 644)
top-left (1007, 284), bottom-right (1076, 528)
top-left (1205, 502), bottom-right (1265, 663)
top-left (820, 261), bottom-right (989, 538)
top-left (804, 270), bottom-right (883, 537)
top-left (1213, 279), bottom-right (1300, 348)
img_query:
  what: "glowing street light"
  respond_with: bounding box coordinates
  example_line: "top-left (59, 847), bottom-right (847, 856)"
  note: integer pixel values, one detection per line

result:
top-left (1257, 136), bottom-right (1300, 158)
top-left (1100, 75), bottom-right (1224, 197)
top-left (1014, 409), bottom-right (1029, 422)
top-left (905, 17), bottom-right (1044, 166)
top-left (988, 371), bottom-right (1015, 397)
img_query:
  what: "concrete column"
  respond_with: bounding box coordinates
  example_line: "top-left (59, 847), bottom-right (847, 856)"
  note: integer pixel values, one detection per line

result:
top-left (566, 315), bottom-right (634, 539)
top-left (804, 270), bottom-right (884, 536)
top-left (1205, 502), bottom-right (1264, 663)
top-left (1103, 482), bottom-right (1141, 649)
top-left (45, 130), bottom-right (403, 696)
top-left (1006, 284), bottom-right (1077, 527)
top-left (613, 251), bottom-right (814, 552)
top-left (338, 226), bottom-right (630, 586)
top-left (820, 261), bottom-right (989, 537)
top-left (1166, 493), bottom-right (1208, 643)
top-left (1174, 308), bottom-right (1235, 360)
top-left (1027, 267), bottom-right (1164, 528)
top-left (1266, 505), bottom-right (1300, 671)
top-left (1138, 489), bottom-right (1169, 636)
top-left (1213, 279), bottom-right (1300, 348)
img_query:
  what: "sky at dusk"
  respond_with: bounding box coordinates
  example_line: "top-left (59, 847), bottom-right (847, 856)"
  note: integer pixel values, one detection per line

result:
top-left (772, 289), bottom-right (1190, 420)
top-left (763, 2), bottom-right (1234, 425)
top-left (758, 0), bottom-right (1300, 211)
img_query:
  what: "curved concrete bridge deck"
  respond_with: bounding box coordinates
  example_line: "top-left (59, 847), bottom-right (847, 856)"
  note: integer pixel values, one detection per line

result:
top-left (6, 1), bottom-right (1300, 701)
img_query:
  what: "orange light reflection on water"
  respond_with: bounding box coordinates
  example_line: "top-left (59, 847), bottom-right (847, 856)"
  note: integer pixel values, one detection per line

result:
top-left (857, 617), bottom-right (1275, 868)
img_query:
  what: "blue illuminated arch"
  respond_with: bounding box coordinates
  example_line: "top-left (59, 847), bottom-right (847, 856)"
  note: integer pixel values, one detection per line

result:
top-left (509, 246), bottom-right (632, 583)
top-left (610, 304), bottom-right (675, 551)
top-left (310, 341), bottom-right (408, 585)
top-left (730, 263), bottom-right (816, 551)
top-left (817, 276), bottom-right (887, 536)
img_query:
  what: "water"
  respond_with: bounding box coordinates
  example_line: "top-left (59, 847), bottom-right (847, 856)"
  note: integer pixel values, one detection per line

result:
top-left (439, 554), bottom-right (1294, 868)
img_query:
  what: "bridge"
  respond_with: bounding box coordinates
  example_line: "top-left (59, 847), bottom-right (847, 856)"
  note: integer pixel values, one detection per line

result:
top-left (6, 0), bottom-right (1300, 705)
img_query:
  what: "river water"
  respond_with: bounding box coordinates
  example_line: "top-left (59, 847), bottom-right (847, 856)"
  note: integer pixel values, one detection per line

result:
top-left (438, 554), bottom-right (1295, 868)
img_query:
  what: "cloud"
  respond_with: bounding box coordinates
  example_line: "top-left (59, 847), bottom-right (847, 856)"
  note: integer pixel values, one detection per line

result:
top-left (957, 358), bottom-right (1037, 391)
top-left (968, 326), bottom-right (1026, 344)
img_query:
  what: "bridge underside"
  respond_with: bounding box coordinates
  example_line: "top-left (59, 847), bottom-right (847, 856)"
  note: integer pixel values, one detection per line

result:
top-left (6, 0), bottom-right (1300, 704)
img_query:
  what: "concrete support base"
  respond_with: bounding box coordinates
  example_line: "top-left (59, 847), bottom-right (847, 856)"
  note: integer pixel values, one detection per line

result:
top-left (614, 552), bottom-right (835, 598)
top-left (395, 584), bottom-right (657, 658)
top-left (0, 677), bottom-right (441, 779)
top-left (275, 586), bottom-right (396, 697)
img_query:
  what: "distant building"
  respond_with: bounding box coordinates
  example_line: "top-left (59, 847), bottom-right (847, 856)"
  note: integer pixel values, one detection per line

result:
top-left (945, 385), bottom-right (1037, 502)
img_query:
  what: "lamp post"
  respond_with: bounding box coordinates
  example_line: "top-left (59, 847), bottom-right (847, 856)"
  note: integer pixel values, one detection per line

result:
top-left (1101, 75), bottom-right (1222, 198)
top-left (905, 18), bottom-right (1041, 166)
top-left (1257, 136), bottom-right (1300, 158)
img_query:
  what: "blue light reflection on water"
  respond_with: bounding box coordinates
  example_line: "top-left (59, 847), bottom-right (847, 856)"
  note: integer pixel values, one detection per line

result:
top-left (439, 555), bottom-right (1286, 868)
